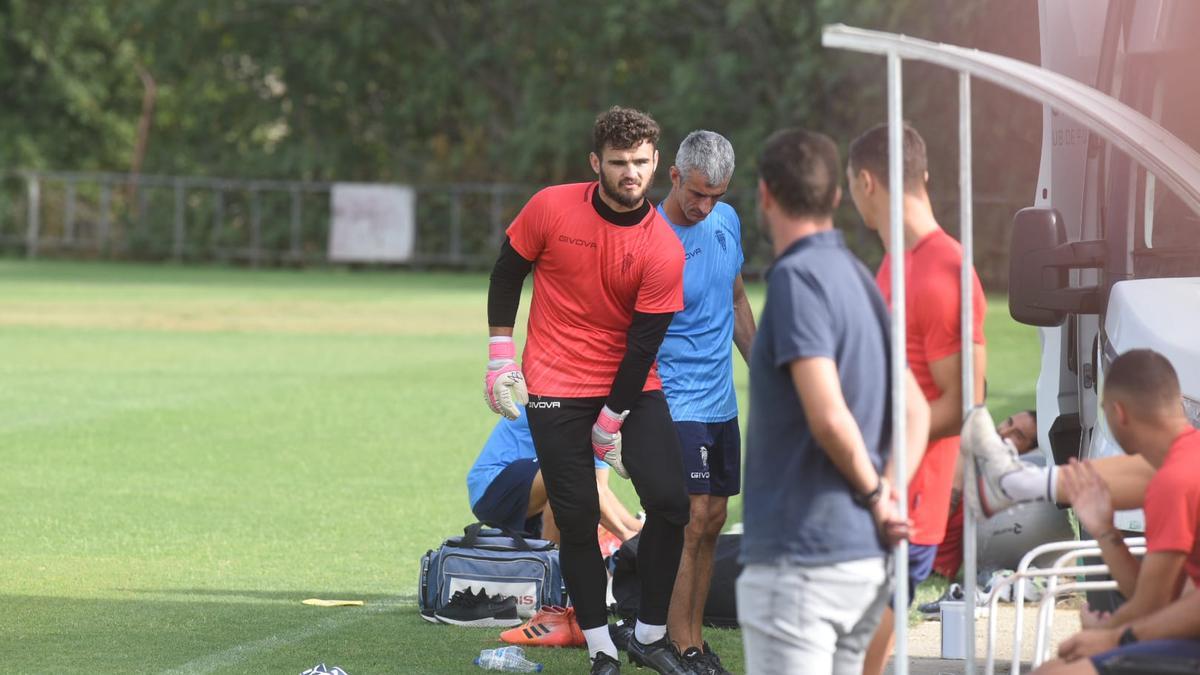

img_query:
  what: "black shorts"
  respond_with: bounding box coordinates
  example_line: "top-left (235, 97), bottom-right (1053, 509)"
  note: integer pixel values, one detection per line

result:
top-left (674, 418), bottom-right (741, 496)
top-left (470, 458), bottom-right (543, 538)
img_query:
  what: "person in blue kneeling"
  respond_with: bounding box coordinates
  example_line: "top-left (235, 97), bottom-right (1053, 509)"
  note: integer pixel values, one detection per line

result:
top-left (467, 411), bottom-right (643, 545)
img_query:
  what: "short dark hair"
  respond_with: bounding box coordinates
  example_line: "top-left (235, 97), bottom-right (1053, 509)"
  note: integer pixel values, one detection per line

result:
top-left (847, 122), bottom-right (928, 193)
top-left (758, 128), bottom-right (840, 219)
top-left (1104, 349), bottom-right (1181, 415)
top-left (593, 106), bottom-right (660, 155)
top-left (1023, 409), bottom-right (1038, 448)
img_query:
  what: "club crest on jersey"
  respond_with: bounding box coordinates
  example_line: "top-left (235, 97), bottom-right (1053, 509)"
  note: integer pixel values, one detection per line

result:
top-left (622, 253), bottom-right (635, 274)
top-left (715, 230), bottom-right (727, 252)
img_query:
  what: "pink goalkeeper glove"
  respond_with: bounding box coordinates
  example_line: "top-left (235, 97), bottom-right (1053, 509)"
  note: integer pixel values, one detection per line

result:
top-left (592, 405), bottom-right (630, 479)
top-left (484, 336), bottom-right (527, 419)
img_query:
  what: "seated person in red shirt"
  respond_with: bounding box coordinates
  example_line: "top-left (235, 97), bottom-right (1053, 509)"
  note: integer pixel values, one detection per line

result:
top-left (1043, 583), bottom-right (1200, 675)
top-left (971, 349), bottom-right (1200, 675)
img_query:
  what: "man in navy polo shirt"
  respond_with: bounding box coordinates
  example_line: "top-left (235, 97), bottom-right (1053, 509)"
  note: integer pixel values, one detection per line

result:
top-left (737, 128), bottom-right (930, 674)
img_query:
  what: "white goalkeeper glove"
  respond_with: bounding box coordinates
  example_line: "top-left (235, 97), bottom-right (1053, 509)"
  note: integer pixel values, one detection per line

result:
top-left (484, 336), bottom-right (528, 419)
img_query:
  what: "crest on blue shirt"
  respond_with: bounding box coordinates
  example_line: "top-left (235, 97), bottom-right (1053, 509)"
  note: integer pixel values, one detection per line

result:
top-left (715, 230), bottom-right (727, 253)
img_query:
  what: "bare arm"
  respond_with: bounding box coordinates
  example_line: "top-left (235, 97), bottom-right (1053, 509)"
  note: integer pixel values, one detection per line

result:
top-left (789, 357), bottom-right (878, 495)
top-left (595, 469), bottom-right (639, 541)
top-left (1062, 460), bottom-right (1142, 597)
top-left (1059, 586), bottom-right (1200, 661)
top-left (884, 369), bottom-right (931, 487)
top-left (1099, 551), bottom-right (1187, 628)
top-left (926, 347), bottom-right (987, 441)
top-left (1095, 533), bottom-right (1144, 600)
top-left (732, 274), bottom-right (756, 364)
top-left (1126, 585), bottom-right (1200, 640)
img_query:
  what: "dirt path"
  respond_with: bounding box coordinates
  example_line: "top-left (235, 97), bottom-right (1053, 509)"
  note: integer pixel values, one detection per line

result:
top-left (888, 605), bottom-right (1082, 674)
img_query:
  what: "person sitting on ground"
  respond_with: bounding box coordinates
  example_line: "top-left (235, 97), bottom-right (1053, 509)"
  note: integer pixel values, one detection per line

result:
top-left (965, 349), bottom-right (1200, 638)
top-left (930, 409), bottom-right (1039, 585)
top-left (467, 411), bottom-right (643, 546)
top-left (966, 407), bottom-right (1164, 519)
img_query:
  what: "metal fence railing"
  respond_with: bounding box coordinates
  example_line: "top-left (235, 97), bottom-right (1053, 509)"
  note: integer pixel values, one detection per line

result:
top-left (0, 169), bottom-right (1020, 285)
top-left (0, 171), bottom-right (543, 267)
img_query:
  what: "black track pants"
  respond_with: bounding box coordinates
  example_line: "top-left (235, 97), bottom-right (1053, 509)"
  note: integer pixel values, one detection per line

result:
top-left (525, 389), bottom-right (690, 630)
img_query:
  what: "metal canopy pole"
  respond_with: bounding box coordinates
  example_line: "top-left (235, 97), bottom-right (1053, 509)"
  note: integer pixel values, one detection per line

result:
top-left (959, 70), bottom-right (978, 675)
top-left (887, 49), bottom-right (909, 675)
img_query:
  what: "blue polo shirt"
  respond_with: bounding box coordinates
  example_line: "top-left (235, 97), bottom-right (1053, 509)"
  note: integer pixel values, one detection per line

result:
top-left (467, 412), bottom-right (606, 508)
top-left (741, 229), bottom-right (893, 566)
top-left (656, 201), bottom-right (744, 423)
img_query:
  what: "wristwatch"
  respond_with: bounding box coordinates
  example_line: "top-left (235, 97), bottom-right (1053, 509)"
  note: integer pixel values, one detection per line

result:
top-left (1118, 626), bottom-right (1138, 646)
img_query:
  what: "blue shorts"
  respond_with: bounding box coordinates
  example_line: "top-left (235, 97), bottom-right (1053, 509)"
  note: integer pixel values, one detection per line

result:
top-left (1093, 639), bottom-right (1200, 674)
top-left (907, 543), bottom-right (938, 606)
top-left (674, 418), bottom-right (741, 497)
top-left (470, 458), bottom-right (543, 538)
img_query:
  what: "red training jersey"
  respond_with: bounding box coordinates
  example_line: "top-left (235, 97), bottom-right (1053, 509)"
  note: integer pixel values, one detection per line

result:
top-left (1144, 427), bottom-right (1200, 586)
top-left (877, 228), bottom-right (987, 546)
top-left (506, 182), bottom-right (685, 398)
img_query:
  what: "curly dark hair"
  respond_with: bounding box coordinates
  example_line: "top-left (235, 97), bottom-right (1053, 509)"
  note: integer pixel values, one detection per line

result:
top-left (593, 106), bottom-right (660, 155)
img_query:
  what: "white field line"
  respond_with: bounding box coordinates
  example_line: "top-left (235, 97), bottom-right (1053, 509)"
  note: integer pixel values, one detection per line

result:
top-left (159, 597), bottom-right (407, 675)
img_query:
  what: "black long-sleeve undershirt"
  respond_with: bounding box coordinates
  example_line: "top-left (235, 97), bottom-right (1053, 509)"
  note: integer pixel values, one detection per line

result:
top-left (606, 310), bottom-right (674, 414)
top-left (487, 238), bottom-right (532, 328)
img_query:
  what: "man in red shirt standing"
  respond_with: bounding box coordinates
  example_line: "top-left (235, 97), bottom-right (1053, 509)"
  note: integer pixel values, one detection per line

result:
top-left (845, 123), bottom-right (988, 675)
top-left (485, 106), bottom-right (692, 675)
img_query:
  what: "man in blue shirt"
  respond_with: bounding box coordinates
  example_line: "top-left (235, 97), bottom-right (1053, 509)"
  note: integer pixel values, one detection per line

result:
top-left (467, 412), bottom-right (642, 544)
top-left (737, 128), bottom-right (930, 674)
top-left (656, 130), bottom-right (755, 675)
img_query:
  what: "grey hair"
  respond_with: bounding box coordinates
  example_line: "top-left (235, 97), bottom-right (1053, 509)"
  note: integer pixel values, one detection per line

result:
top-left (674, 130), bottom-right (735, 186)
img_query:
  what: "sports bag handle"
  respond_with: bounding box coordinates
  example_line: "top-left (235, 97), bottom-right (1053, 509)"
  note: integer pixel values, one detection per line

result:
top-left (459, 521), bottom-right (535, 551)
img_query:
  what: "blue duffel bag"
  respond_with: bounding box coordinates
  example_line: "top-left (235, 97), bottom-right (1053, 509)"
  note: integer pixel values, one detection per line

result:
top-left (419, 523), bottom-right (566, 622)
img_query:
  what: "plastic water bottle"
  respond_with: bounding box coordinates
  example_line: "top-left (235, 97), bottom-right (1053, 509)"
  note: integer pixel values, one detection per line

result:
top-left (474, 646), bottom-right (544, 672)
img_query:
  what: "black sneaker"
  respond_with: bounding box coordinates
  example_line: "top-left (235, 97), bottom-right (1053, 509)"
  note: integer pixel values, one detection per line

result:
top-left (701, 642), bottom-right (732, 675)
top-left (591, 651), bottom-right (622, 674)
top-left (433, 588), bottom-right (521, 627)
top-left (627, 634), bottom-right (692, 675)
top-left (679, 646), bottom-right (712, 675)
top-left (609, 619), bottom-right (635, 651)
top-left (917, 583), bottom-right (965, 619)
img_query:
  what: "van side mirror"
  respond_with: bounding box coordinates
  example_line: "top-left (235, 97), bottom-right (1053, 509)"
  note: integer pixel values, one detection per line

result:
top-left (1008, 207), bottom-right (1105, 326)
top-left (1009, 208), bottom-right (1068, 326)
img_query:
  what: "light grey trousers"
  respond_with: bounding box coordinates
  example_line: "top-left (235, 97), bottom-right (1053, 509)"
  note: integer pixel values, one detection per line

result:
top-left (737, 556), bottom-right (891, 675)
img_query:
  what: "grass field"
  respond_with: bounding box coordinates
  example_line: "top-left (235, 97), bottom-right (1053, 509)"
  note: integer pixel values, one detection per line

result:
top-left (1, 260), bottom-right (1039, 674)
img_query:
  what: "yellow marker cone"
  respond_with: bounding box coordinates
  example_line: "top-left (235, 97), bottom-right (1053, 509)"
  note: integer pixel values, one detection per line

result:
top-left (302, 599), bottom-right (365, 607)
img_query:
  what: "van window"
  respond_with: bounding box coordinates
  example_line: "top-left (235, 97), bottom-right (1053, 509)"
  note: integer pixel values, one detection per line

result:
top-left (1133, 60), bottom-right (1200, 278)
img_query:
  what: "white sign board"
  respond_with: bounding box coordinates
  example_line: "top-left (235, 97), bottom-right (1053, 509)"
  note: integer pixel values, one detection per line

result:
top-left (328, 183), bottom-right (416, 263)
